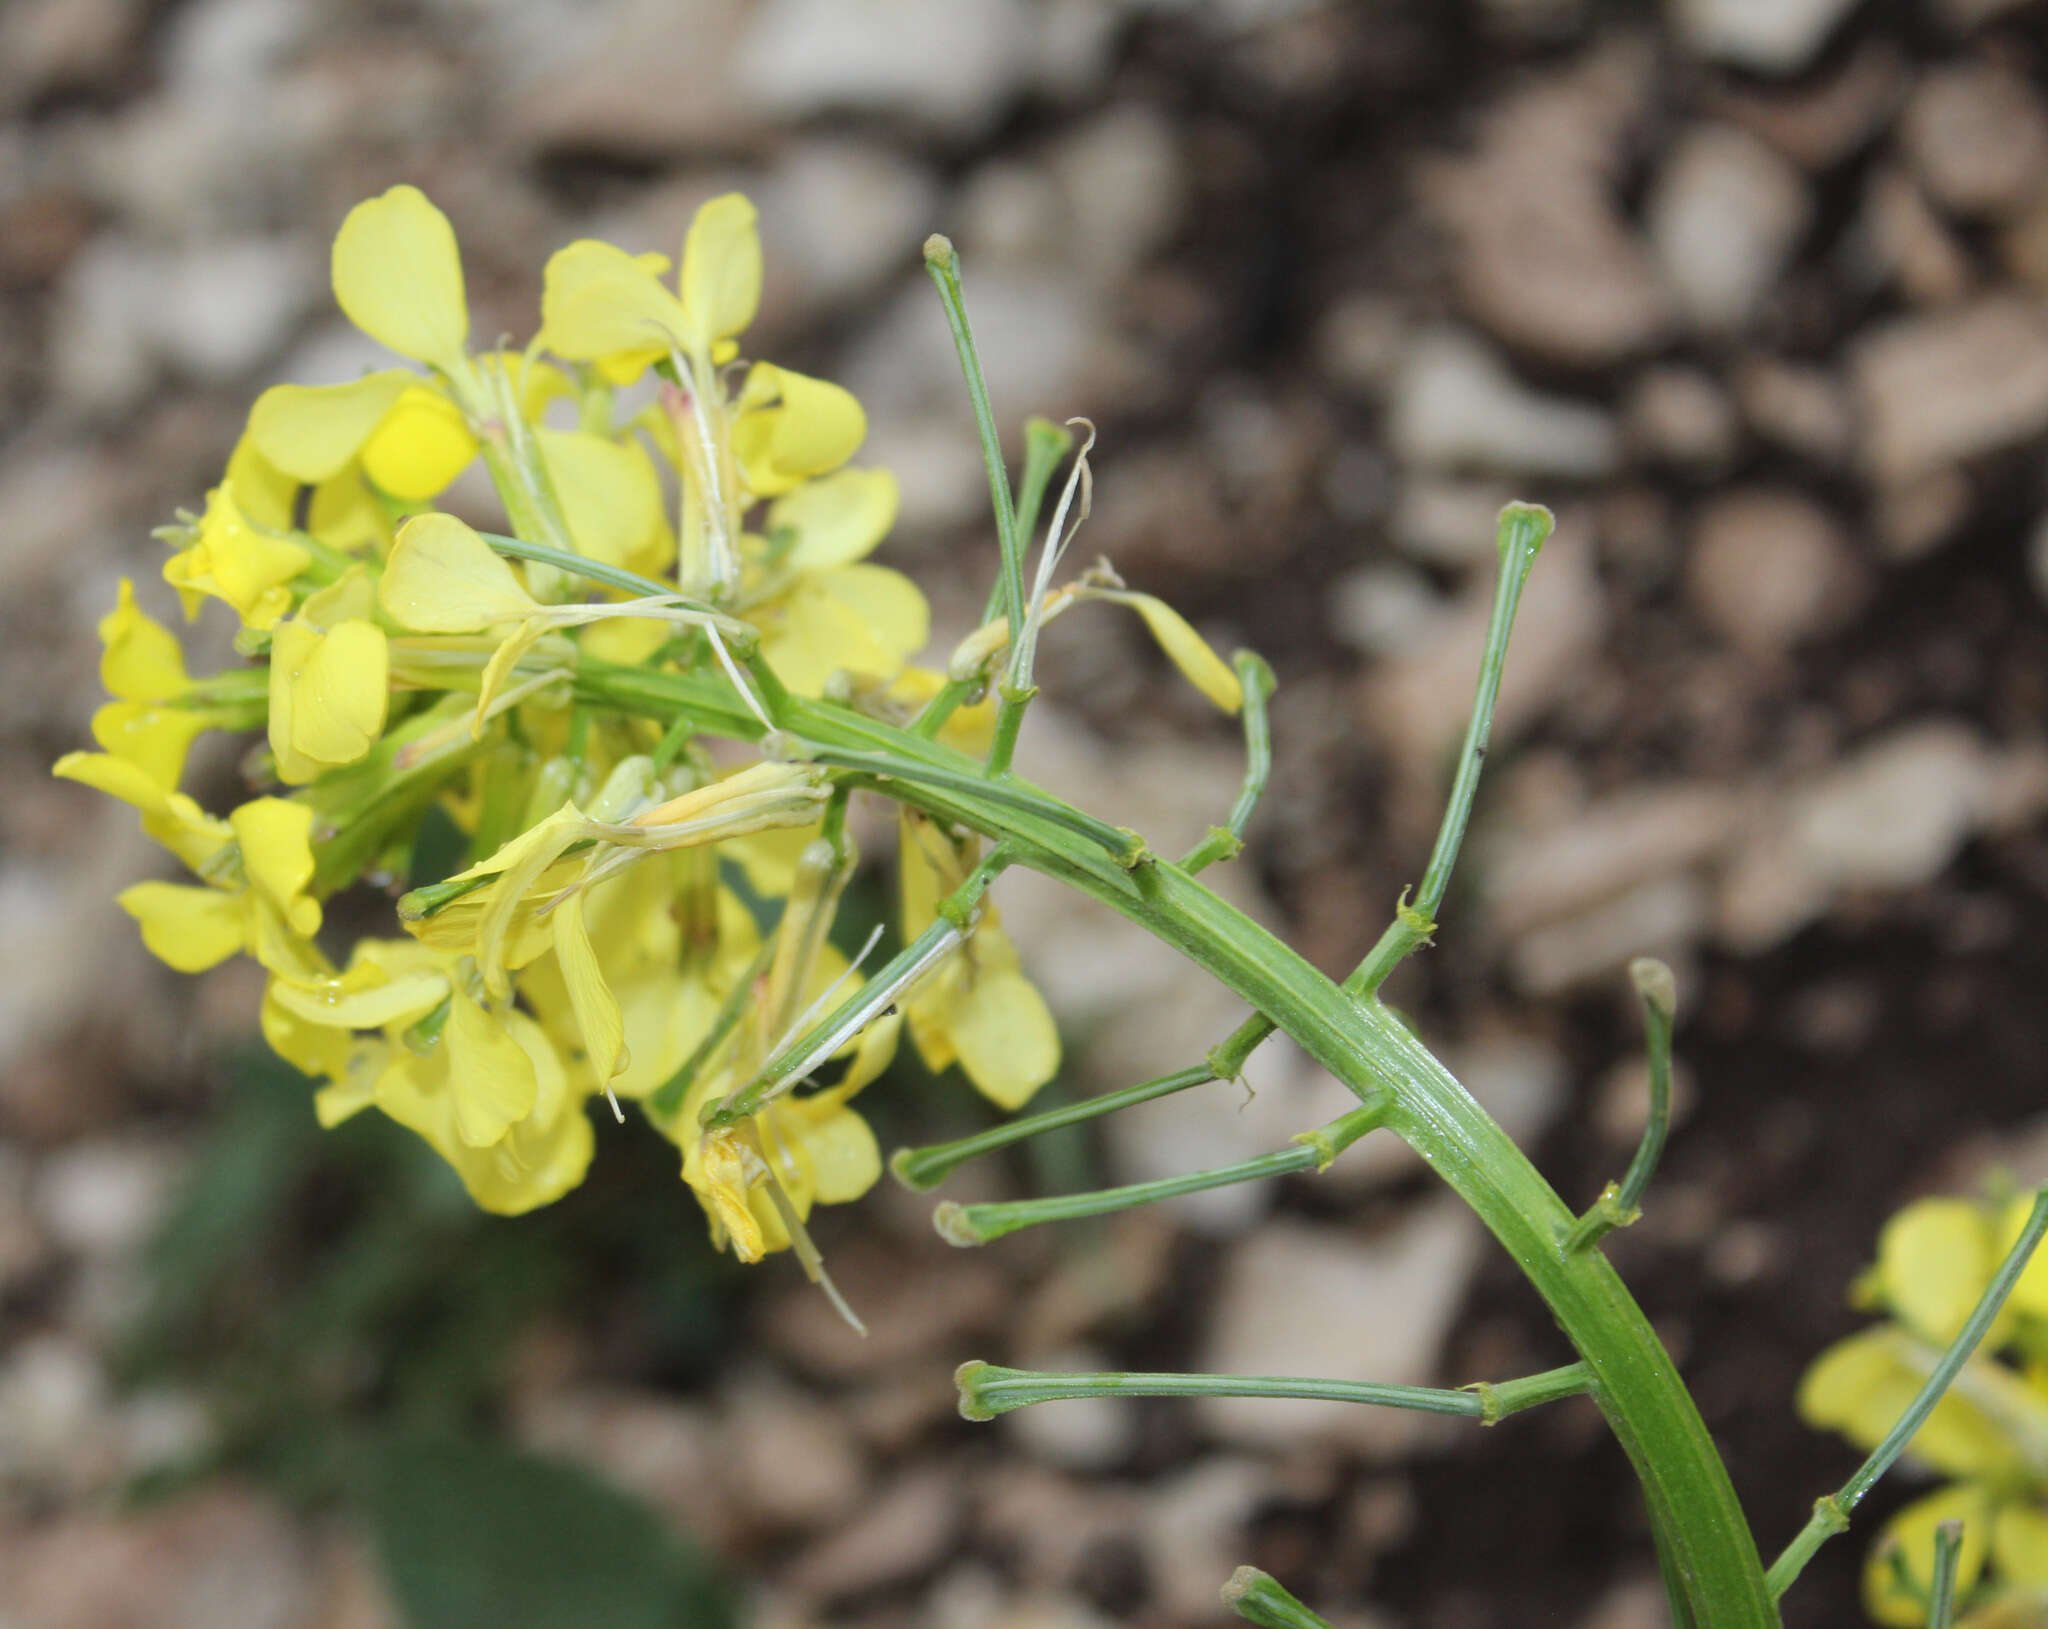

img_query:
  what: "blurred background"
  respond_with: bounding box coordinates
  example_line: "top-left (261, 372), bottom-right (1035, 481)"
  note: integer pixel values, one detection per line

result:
top-left (7, 0), bottom-right (2048, 1625)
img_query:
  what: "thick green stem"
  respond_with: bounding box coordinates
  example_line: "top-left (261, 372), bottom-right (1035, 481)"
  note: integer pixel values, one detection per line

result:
top-left (569, 662), bottom-right (1778, 1629)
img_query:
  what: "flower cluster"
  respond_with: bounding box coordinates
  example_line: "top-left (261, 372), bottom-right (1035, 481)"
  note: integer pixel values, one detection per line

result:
top-left (1800, 1192), bottom-right (2048, 1625)
top-left (58, 187), bottom-right (1240, 1278)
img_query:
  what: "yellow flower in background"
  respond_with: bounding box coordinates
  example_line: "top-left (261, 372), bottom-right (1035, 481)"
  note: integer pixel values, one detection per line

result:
top-left (899, 811), bottom-right (1058, 1110)
top-left (1863, 1484), bottom-right (1995, 1627)
top-left (163, 480), bottom-right (311, 631)
top-left (331, 184), bottom-right (472, 378)
top-left (1799, 1190), bottom-right (2048, 1628)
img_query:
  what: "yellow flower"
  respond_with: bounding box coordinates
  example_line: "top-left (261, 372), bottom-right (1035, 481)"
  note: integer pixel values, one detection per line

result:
top-left (898, 811), bottom-right (1059, 1110)
top-left (50, 764), bottom-right (323, 975)
top-left (680, 1084), bottom-right (883, 1263)
top-left (729, 363), bottom-right (867, 498)
top-left (404, 760), bottom-right (828, 1093)
top-left (1864, 1483), bottom-right (1995, 1627)
top-left (162, 479), bottom-right (311, 631)
top-left (739, 467), bottom-right (928, 695)
top-left (540, 192), bottom-right (762, 381)
top-left (331, 185), bottom-right (471, 377)
top-left (1797, 1325), bottom-right (2042, 1482)
top-left (377, 992), bottom-right (596, 1215)
top-left (265, 938), bottom-right (597, 1213)
top-left (267, 569), bottom-right (390, 785)
top-left (86, 579), bottom-right (212, 788)
top-left (378, 513), bottom-right (734, 733)
top-left (536, 426), bottom-right (673, 578)
top-left (248, 371), bottom-right (477, 508)
top-left (519, 866), bottom-right (762, 1102)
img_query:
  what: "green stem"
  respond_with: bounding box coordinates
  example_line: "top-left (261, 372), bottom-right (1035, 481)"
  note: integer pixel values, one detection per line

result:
top-left (890, 1063), bottom-right (1214, 1191)
top-left (907, 424), bottom-right (1072, 743)
top-left (923, 235), bottom-right (1025, 637)
top-left (1925, 1520), bottom-right (1964, 1629)
top-left (1351, 501), bottom-right (1551, 996)
top-left (1222, 1568), bottom-right (1334, 1629)
top-left (1766, 1187), bottom-right (2048, 1600)
top-left (1565, 957), bottom-right (1676, 1253)
top-left (802, 744), bottom-right (1140, 862)
top-left (935, 1099), bottom-right (1388, 1244)
top-left (955, 1359), bottom-right (1590, 1422)
top-left (1182, 650), bottom-right (1277, 874)
top-left (1013, 417), bottom-right (1076, 569)
top-left (1204, 505), bottom-right (1554, 1073)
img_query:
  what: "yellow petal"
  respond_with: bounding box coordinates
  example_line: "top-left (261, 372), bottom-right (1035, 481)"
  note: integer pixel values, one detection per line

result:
top-left (379, 513), bottom-right (537, 631)
top-left (535, 428), bottom-right (665, 569)
top-left (170, 482), bottom-right (311, 632)
top-left (1864, 1484), bottom-right (1994, 1628)
top-left (98, 578), bottom-right (189, 701)
top-left (118, 881), bottom-right (245, 972)
top-left (360, 384), bottom-right (478, 500)
top-left (247, 371), bottom-right (414, 482)
top-left (692, 1127), bottom-right (767, 1261)
top-left (944, 959), bottom-right (1060, 1110)
top-left (769, 468), bottom-right (900, 573)
top-left (224, 435), bottom-right (299, 532)
top-left (229, 798), bottom-right (320, 936)
top-left (1798, 1327), bottom-right (2030, 1479)
top-left (54, 750), bottom-right (231, 872)
top-left (1881, 1198), bottom-right (1998, 1344)
top-left (732, 365), bottom-right (866, 497)
top-left (1994, 1196), bottom-right (2048, 1319)
top-left (539, 238), bottom-right (689, 374)
top-left (268, 618), bottom-right (389, 784)
top-left (304, 469), bottom-right (390, 553)
top-left (332, 185), bottom-right (469, 370)
top-left (783, 1100), bottom-right (880, 1205)
top-left (1995, 1501), bottom-right (2048, 1587)
top-left (754, 567), bottom-right (928, 695)
top-left (261, 978), bottom-right (357, 1080)
top-left (89, 701), bottom-right (208, 791)
top-left (446, 986), bottom-right (538, 1147)
top-left (1105, 590), bottom-right (1242, 714)
top-left (822, 564), bottom-right (928, 663)
top-left (268, 965), bottom-right (449, 1030)
top-left (554, 891), bottom-right (627, 1082)
top-left (679, 193), bottom-right (762, 353)
top-left (312, 1045), bottom-right (385, 1127)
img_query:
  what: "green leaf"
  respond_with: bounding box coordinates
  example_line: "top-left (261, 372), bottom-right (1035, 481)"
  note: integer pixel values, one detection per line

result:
top-left (362, 1436), bottom-right (732, 1629)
